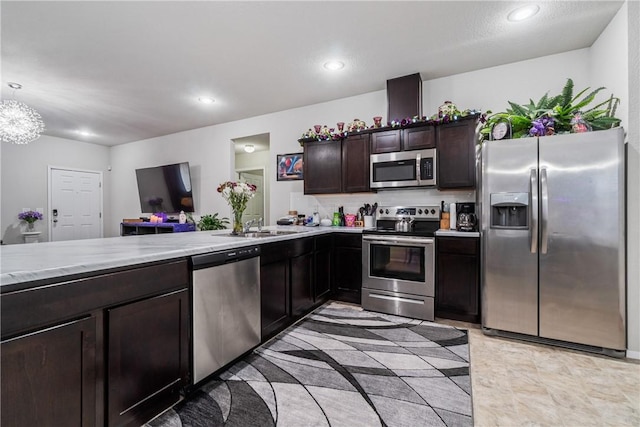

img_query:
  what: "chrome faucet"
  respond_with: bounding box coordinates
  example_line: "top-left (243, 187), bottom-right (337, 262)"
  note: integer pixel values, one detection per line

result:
top-left (243, 217), bottom-right (263, 233)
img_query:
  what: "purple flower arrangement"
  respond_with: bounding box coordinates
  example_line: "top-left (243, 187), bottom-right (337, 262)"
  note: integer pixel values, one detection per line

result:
top-left (529, 116), bottom-right (555, 137)
top-left (18, 210), bottom-right (43, 224)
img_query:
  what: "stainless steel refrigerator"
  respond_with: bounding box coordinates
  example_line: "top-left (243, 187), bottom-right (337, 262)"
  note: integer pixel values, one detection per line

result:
top-left (479, 127), bottom-right (626, 355)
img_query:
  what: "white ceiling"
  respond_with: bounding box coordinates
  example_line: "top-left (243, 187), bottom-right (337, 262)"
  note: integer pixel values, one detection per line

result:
top-left (1, 1), bottom-right (623, 147)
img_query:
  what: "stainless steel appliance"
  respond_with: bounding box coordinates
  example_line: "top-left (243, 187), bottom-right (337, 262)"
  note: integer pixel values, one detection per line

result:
top-left (362, 205), bottom-right (440, 320)
top-left (370, 149), bottom-right (436, 189)
top-left (456, 202), bottom-right (477, 232)
top-left (480, 128), bottom-right (626, 356)
top-left (191, 246), bottom-right (261, 384)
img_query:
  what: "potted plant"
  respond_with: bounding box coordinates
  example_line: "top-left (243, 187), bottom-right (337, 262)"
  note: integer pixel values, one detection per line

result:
top-left (197, 213), bottom-right (229, 231)
top-left (18, 210), bottom-right (43, 231)
top-left (478, 78), bottom-right (621, 142)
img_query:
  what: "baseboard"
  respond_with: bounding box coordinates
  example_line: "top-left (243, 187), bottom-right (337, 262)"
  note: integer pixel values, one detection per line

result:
top-left (626, 349), bottom-right (640, 360)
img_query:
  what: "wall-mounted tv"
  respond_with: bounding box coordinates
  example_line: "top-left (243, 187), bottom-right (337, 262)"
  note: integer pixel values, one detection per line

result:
top-left (135, 162), bottom-right (195, 213)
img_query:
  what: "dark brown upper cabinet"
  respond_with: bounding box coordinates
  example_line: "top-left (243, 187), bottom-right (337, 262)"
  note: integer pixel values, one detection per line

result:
top-left (304, 134), bottom-right (370, 194)
top-left (371, 130), bottom-right (401, 154)
top-left (341, 133), bottom-right (370, 193)
top-left (303, 139), bottom-right (342, 194)
top-left (403, 126), bottom-right (436, 150)
top-left (436, 118), bottom-right (477, 189)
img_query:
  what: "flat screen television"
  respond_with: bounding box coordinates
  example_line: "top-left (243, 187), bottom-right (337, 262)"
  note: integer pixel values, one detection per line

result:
top-left (135, 162), bottom-right (195, 213)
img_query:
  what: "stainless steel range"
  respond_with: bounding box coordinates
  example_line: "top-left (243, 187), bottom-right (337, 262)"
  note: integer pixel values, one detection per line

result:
top-left (361, 205), bottom-right (440, 321)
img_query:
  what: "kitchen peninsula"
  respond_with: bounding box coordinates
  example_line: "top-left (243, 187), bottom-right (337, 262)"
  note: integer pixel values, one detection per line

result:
top-left (0, 226), bottom-right (363, 427)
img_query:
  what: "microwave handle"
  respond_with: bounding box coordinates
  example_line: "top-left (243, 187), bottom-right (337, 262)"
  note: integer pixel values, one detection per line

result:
top-left (416, 152), bottom-right (422, 183)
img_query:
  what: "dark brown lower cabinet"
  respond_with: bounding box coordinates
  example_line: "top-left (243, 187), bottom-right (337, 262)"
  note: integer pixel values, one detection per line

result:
top-left (1, 259), bottom-right (190, 427)
top-left (291, 250), bottom-right (314, 317)
top-left (314, 235), bottom-right (332, 301)
top-left (332, 233), bottom-right (363, 304)
top-left (107, 289), bottom-right (189, 427)
top-left (1, 316), bottom-right (97, 427)
top-left (260, 257), bottom-right (290, 339)
top-left (260, 236), bottom-right (333, 340)
top-left (436, 236), bottom-right (480, 323)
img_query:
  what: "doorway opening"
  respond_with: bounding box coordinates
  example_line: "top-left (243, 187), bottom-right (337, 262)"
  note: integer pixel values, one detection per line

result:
top-left (232, 133), bottom-right (269, 225)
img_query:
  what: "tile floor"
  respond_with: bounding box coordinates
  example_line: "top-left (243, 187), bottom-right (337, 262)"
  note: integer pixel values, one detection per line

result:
top-left (441, 319), bottom-right (640, 426)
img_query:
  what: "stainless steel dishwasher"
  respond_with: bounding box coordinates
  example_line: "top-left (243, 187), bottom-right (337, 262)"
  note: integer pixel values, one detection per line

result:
top-left (191, 246), bottom-right (261, 384)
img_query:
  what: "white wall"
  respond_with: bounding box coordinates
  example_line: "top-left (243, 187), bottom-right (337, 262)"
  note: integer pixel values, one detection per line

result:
top-left (423, 49), bottom-right (591, 119)
top-left (0, 135), bottom-right (111, 244)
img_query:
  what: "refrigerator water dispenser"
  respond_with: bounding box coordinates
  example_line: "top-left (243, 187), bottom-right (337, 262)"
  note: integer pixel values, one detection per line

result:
top-left (490, 193), bottom-right (528, 229)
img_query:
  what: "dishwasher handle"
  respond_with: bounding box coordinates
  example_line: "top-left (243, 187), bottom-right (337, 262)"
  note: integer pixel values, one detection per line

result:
top-left (191, 246), bottom-right (260, 270)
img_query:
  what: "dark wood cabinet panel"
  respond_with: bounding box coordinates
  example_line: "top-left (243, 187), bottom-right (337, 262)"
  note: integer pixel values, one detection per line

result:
top-left (260, 259), bottom-right (290, 339)
top-left (314, 236), bottom-right (333, 302)
top-left (403, 126), bottom-right (436, 150)
top-left (107, 289), bottom-right (189, 427)
top-left (303, 140), bottom-right (342, 194)
top-left (437, 119), bottom-right (477, 189)
top-left (332, 234), bottom-right (363, 304)
top-left (291, 252), bottom-right (314, 317)
top-left (371, 130), bottom-right (401, 154)
top-left (1, 316), bottom-right (97, 427)
top-left (436, 237), bottom-right (480, 323)
top-left (342, 133), bottom-right (370, 193)
top-left (386, 73), bottom-right (422, 122)
top-left (1, 259), bottom-right (189, 339)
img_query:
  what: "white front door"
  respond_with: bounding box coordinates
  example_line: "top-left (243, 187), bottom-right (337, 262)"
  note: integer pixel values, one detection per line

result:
top-left (50, 167), bottom-right (103, 242)
top-left (238, 171), bottom-right (264, 225)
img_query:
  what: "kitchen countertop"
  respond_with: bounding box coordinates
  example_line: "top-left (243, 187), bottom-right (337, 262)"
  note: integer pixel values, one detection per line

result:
top-left (0, 225), bottom-right (368, 288)
top-left (435, 229), bottom-right (481, 238)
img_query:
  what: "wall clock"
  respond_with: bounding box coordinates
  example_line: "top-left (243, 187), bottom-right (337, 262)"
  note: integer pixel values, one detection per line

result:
top-left (491, 120), bottom-right (511, 140)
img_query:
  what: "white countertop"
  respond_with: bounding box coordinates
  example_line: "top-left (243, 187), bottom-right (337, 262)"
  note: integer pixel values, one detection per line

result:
top-left (0, 225), bottom-right (367, 287)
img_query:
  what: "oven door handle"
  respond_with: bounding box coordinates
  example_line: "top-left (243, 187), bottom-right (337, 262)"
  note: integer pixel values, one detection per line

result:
top-left (363, 235), bottom-right (434, 245)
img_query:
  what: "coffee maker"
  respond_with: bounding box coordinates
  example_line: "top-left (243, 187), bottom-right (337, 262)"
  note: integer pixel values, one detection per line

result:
top-left (456, 202), bottom-right (477, 232)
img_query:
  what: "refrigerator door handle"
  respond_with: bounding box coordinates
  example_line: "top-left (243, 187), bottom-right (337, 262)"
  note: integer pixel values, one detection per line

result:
top-left (540, 167), bottom-right (549, 254)
top-left (530, 168), bottom-right (538, 253)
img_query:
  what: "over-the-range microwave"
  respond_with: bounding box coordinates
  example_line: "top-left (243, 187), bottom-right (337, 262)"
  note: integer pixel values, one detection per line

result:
top-left (370, 148), bottom-right (436, 189)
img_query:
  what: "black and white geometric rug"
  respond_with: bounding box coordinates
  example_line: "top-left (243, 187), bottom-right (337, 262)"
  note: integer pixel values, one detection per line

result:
top-left (148, 303), bottom-right (472, 427)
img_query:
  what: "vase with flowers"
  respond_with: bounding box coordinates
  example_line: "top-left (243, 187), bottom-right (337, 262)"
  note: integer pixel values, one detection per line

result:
top-left (18, 210), bottom-right (43, 231)
top-left (217, 181), bottom-right (257, 234)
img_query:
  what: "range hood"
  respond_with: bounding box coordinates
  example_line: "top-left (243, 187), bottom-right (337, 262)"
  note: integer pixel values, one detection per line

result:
top-left (387, 73), bottom-right (423, 122)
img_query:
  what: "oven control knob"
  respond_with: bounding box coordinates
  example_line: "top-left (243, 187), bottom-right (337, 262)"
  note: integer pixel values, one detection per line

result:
top-left (418, 209), bottom-right (423, 214)
top-left (385, 209), bottom-right (389, 214)
top-left (430, 209), bottom-right (436, 214)
top-left (379, 209), bottom-right (384, 215)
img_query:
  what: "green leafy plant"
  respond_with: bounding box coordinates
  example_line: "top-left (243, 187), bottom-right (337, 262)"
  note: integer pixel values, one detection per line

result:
top-left (197, 213), bottom-right (229, 231)
top-left (479, 78), bottom-right (620, 143)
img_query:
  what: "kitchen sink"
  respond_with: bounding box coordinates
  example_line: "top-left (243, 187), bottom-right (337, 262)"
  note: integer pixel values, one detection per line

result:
top-left (219, 230), bottom-right (301, 238)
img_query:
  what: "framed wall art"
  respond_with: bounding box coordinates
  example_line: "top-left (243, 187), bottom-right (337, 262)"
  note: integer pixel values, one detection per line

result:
top-left (277, 153), bottom-right (303, 181)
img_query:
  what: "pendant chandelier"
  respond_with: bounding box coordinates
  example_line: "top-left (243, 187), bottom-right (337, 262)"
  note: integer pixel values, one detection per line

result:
top-left (0, 83), bottom-right (45, 144)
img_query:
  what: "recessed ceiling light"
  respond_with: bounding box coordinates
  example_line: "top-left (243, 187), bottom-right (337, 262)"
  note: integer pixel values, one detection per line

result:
top-left (8, 82), bottom-right (22, 90)
top-left (323, 61), bottom-right (344, 71)
top-left (508, 4), bottom-right (540, 22)
top-left (198, 96), bottom-right (215, 104)
top-left (244, 144), bottom-right (255, 153)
